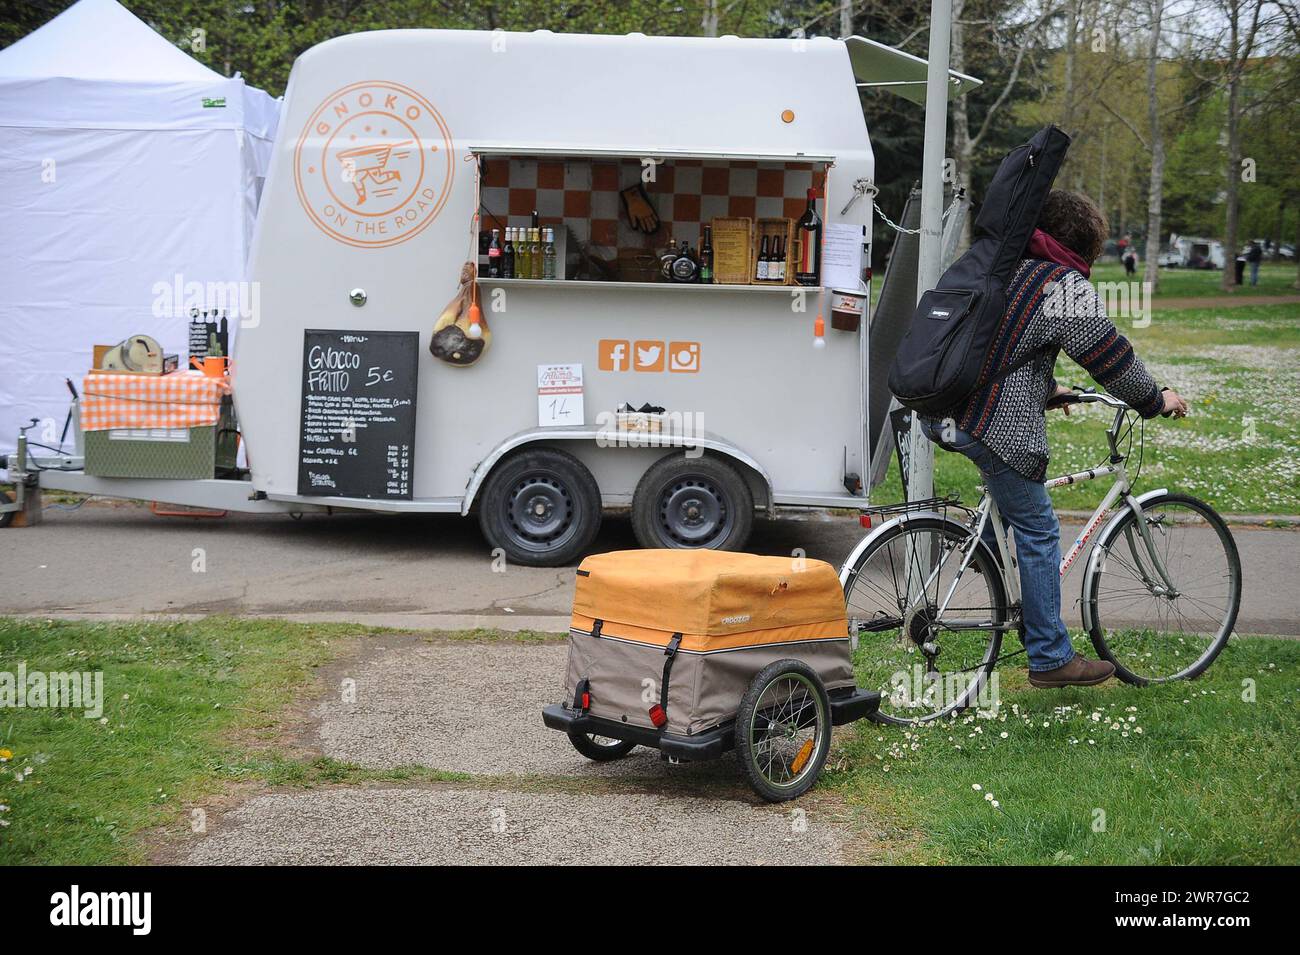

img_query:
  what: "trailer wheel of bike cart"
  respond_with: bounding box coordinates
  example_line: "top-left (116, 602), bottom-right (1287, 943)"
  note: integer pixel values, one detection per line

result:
top-left (1, 30), bottom-right (978, 569)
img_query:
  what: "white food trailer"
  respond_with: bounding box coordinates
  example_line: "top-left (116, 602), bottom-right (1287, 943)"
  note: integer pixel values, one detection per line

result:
top-left (3, 28), bottom-right (977, 566)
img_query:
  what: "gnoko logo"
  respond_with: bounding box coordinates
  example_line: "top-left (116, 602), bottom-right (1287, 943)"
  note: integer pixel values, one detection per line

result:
top-left (294, 80), bottom-right (454, 248)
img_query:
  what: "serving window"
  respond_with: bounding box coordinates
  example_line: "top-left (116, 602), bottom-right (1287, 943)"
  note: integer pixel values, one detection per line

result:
top-left (474, 151), bottom-right (831, 289)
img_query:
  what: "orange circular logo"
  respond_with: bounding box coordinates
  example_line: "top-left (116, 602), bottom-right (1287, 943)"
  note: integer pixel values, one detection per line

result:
top-left (294, 81), bottom-right (454, 248)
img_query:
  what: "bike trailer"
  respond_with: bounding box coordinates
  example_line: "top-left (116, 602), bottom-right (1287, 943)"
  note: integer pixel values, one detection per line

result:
top-left (543, 550), bottom-right (879, 765)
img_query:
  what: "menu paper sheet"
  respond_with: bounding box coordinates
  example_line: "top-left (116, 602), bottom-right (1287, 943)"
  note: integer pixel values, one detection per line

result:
top-left (537, 363), bottom-right (584, 427)
top-left (822, 222), bottom-right (866, 291)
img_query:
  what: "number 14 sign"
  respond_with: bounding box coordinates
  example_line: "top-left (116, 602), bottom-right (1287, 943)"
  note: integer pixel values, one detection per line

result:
top-left (537, 363), bottom-right (584, 428)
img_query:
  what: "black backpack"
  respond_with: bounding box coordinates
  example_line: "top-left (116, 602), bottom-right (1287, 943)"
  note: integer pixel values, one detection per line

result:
top-left (887, 125), bottom-right (1072, 415)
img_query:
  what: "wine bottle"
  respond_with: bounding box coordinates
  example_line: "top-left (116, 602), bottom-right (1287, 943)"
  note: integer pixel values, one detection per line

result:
top-left (756, 235), bottom-right (770, 281)
top-left (795, 189), bottom-right (822, 286)
top-left (503, 228), bottom-right (515, 278)
top-left (487, 229), bottom-right (502, 278)
top-left (773, 236), bottom-right (785, 282)
top-left (529, 228), bottom-right (541, 280)
top-left (699, 226), bottom-right (714, 284)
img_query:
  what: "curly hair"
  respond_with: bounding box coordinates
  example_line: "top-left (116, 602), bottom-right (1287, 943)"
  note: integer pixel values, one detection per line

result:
top-left (1037, 190), bottom-right (1109, 265)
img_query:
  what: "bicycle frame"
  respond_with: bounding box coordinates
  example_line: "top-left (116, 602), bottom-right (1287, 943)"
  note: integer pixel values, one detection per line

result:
top-left (928, 395), bottom-right (1181, 629)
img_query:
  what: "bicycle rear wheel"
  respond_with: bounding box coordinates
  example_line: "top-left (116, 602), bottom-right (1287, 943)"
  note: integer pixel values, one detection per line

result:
top-left (1085, 493), bottom-right (1240, 684)
top-left (841, 517), bottom-right (1009, 724)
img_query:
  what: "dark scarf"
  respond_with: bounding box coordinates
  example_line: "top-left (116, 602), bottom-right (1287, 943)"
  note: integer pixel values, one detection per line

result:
top-left (1027, 228), bottom-right (1091, 278)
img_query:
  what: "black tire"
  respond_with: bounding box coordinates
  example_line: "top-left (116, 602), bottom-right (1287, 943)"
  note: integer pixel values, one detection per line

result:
top-left (1085, 492), bottom-right (1241, 685)
top-left (0, 488), bottom-right (14, 529)
top-left (566, 730), bottom-right (636, 761)
top-left (477, 447), bottom-right (601, 567)
top-left (631, 452), bottom-right (754, 551)
top-left (736, 659), bottom-right (831, 803)
top-left (840, 516), bottom-right (1008, 724)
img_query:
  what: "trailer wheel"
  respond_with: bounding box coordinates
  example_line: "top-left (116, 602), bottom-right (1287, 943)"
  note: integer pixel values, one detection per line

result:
top-left (631, 453), bottom-right (753, 551)
top-left (737, 659), bottom-right (831, 803)
top-left (566, 730), bottom-right (636, 761)
top-left (478, 447), bottom-right (601, 567)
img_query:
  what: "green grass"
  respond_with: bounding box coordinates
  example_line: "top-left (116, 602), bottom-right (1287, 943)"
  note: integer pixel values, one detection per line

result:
top-left (829, 633), bottom-right (1300, 864)
top-left (0, 618), bottom-right (555, 865)
top-left (1091, 260), bottom-right (1299, 298)
top-left (3, 617), bottom-right (1296, 865)
top-left (874, 302), bottom-right (1300, 514)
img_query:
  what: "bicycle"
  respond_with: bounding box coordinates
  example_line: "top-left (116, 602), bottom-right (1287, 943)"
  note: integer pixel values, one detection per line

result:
top-left (839, 388), bottom-right (1242, 725)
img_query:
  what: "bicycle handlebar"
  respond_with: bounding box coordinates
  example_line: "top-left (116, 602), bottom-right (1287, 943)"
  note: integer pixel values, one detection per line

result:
top-left (1049, 387), bottom-right (1173, 417)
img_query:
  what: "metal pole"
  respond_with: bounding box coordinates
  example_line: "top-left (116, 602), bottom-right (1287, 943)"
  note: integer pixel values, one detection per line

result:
top-left (907, 0), bottom-right (953, 505)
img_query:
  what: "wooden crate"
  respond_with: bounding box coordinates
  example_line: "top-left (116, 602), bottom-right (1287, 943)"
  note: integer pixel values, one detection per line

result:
top-left (617, 248), bottom-right (661, 283)
top-left (751, 218), bottom-right (796, 286)
top-left (708, 217), bottom-right (752, 285)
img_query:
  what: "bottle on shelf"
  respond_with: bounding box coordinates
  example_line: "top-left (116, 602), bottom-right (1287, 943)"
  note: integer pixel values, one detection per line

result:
top-left (503, 227), bottom-right (515, 278)
top-left (529, 228), bottom-right (541, 279)
top-left (671, 241), bottom-right (698, 283)
top-left (659, 236), bottom-right (679, 282)
top-left (519, 227), bottom-right (532, 279)
top-left (756, 235), bottom-right (770, 281)
top-left (795, 189), bottom-right (822, 286)
top-left (543, 227), bottom-right (557, 280)
top-left (699, 226), bottom-right (714, 284)
top-left (773, 236), bottom-right (786, 282)
top-left (487, 229), bottom-right (502, 278)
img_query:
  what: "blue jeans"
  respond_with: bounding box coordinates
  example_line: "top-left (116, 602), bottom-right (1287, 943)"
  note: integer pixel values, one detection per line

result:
top-left (920, 419), bottom-right (1075, 672)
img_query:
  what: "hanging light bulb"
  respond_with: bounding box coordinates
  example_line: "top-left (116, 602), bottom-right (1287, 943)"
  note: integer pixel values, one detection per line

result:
top-left (466, 300), bottom-right (484, 339)
top-left (812, 313), bottom-right (826, 349)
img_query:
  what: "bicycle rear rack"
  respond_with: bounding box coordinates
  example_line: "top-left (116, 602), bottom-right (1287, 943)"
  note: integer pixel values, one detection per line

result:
top-left (863, 494), bottom-right (969, 522)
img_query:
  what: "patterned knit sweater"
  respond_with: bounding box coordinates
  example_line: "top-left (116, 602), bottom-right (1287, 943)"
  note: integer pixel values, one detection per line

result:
top-left (928, 259), bottom-right (1165, 481)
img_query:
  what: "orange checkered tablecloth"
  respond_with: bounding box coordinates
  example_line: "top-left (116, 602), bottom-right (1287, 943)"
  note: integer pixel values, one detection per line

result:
top-left (80, 371), bottom-right (231, 432)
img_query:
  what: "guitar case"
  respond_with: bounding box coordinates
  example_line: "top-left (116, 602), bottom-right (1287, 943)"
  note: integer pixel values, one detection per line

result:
top-left (888, 125), bottom-right (1072, 415)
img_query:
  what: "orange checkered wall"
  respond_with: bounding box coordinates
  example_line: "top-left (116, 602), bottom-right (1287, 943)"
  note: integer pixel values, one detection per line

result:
top-left (478, 157), bottom-right (826, 255)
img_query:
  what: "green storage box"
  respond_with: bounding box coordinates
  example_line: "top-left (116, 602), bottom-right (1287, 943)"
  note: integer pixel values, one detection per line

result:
top-left (84, 398), bottom-right (238, 479)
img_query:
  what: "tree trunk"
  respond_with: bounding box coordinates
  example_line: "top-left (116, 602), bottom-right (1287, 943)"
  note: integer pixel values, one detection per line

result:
top-left (1142, 0), bottom-right (1165, 292)
top-left (1295, 205), bottom-right (1300, 289)
top-left (839, 0), bottom-right (853, 39)
top-left (1221, 3), bottom-right (1242, 291)
top-left (701, 0), bottom-right (718, 37)
top-left (950, 0), bottom-right (972, 252)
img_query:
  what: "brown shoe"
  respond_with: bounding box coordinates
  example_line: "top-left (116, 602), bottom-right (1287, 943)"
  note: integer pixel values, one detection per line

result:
top-left (1028, 654), bottom-right (1115, 688)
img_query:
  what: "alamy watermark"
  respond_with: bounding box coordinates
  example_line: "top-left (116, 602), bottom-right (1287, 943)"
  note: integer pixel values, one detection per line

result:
top-left (1, 664), bottom-right (104, 718)
top-left (1043, 277), bottom-right (1152, 328)
top-left (888, 666), bottom-right (1000, 717)
top-left (151, 273), bottom-right (261, 328)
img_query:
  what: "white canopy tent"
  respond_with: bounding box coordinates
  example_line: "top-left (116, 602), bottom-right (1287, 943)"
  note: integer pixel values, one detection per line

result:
top-left (0, 0), bottom-right (279, 455)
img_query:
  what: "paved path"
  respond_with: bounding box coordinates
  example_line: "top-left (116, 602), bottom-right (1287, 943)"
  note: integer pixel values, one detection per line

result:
top-left (6, 501), bottom-right (1298, 634)
top-left (1152, 293), bottom-right (1300, 310)
top-left (176, 636), bottom-right (871, 865)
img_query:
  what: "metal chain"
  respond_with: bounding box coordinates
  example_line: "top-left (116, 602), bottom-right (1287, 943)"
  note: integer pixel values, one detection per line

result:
top-left (872, 191), bottom-right (963, 237)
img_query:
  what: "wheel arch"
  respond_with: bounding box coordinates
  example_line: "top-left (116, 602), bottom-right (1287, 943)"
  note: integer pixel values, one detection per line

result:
top-left (461, 427), bottom-right (775, 517)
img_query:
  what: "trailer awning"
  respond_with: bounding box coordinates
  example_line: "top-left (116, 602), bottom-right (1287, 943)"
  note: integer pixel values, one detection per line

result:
top-left (844, 36), bottom-right (981, 105)
top-left (468, 146), bottom-right (836, 164)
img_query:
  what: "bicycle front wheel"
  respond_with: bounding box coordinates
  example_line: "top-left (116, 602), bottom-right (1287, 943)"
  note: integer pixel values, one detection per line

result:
top-left (1085, 493), bottom-right (1241, 684)
top-left (842, 517), bottom-right (1009, 724)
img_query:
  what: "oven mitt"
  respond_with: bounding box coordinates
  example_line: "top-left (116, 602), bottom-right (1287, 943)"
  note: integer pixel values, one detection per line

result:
top-left (430, 261), bottom-right (491, 367)
top-left (620, 184), bottom-right (660, 234)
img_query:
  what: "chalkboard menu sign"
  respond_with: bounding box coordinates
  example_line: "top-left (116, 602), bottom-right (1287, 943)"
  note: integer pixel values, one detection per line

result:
top-left (297, 329), bottom-right (418, 499)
